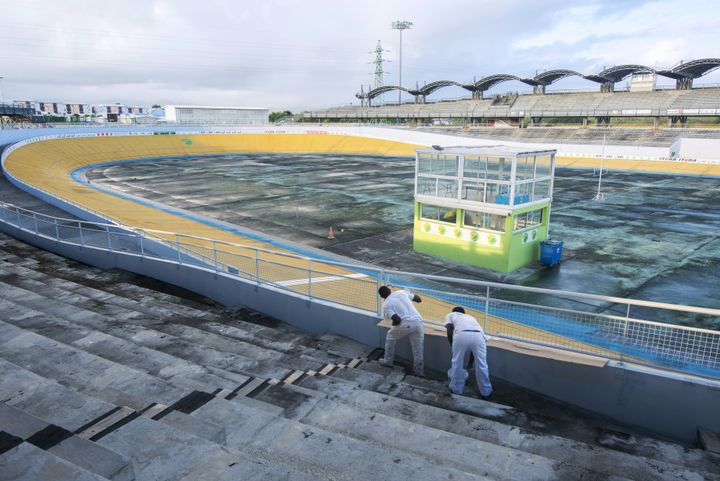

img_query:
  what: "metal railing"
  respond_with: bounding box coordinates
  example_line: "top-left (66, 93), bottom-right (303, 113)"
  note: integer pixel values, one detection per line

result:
top-left (1, 200), bottom-right (719, 380)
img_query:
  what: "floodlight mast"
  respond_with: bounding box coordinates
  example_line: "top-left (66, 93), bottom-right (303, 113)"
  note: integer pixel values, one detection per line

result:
top-left (392, 20), bottom-right (413, 106)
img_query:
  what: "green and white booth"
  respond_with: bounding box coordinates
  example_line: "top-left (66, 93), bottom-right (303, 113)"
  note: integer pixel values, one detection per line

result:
top-left (413, 146), bottom-right (557, 272)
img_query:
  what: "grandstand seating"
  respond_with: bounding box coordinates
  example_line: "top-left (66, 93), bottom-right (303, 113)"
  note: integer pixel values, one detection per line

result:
top-left (1, 231), bottom-right (719, 481)
top-left (416, 126), bottom-right (720, 146)
top-left (669, 88), bottom-right (720, 110)
top-left (305, 87), bottom-right (720, 119)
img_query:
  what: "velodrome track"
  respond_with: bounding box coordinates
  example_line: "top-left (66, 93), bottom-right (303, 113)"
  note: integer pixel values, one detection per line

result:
top-left (555, 155), bottom-right (720, 176)
top-left (3, 131), bottom-right (718, 358)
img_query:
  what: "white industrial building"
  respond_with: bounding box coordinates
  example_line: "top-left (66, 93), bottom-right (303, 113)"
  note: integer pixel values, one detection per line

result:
top-left (163, 105), bottom-right (269, 124)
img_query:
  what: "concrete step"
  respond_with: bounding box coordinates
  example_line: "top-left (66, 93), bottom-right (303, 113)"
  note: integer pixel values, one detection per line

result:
top-left (0, 403), bottom-right (134, 481)
top-left (352, 357), bottom-right (407, 384)
top-left (299, 375), bottom-right (719, 481)
top-left (390, 370), bottom-right (720, 477)
top-left (0, 283), bottom-right (321, 381)
top-left (0, 356), bottom-right (230, 447)
top-left (0, 235), bottom-right (220, 314)
top-left (298, 397), bottom-right (615, 481)
top-left (0, 299), bottom-right (245, 392)
top-left (0, 442), bottom-right (108, 481)
top-left (0, 316), bottom-right (309, 447)
top-left (191, 395), bottom-right (492, 481)
top-left (0, 358), bottom-right (118, 433)
top-left (183, 317), bottom-right (349, 365)
top-left (313, 332), bottom-right (376, 359)
top-left (97, 415), bottom-right (316, 481)
top-left (0, 320), bottom-right (186, 410)
top-left (0, 259), bottom-right (214, 322)
top-left (322, 364), bottom-right (394, 389)
top-left (0, 236), bottom-right (340, 363)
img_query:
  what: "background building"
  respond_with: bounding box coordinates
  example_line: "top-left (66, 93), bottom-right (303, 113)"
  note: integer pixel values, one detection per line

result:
top-left (163, 105), bottom-right (269, 124)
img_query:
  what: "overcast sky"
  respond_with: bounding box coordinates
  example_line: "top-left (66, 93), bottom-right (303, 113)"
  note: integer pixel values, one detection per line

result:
top-left (1, 0), bottom-right (719, 111)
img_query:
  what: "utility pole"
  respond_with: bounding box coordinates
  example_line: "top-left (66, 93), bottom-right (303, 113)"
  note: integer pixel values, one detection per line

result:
top-left (391, 20), bottom-right (412, 106)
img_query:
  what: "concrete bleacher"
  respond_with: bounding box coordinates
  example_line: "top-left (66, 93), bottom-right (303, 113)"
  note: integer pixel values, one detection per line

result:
top-left (306, 87), bottom-right (720, 119)
top-left (1, 232), bottom-right (718, 480)
top-left (669, 88), bottom-right (720, 110)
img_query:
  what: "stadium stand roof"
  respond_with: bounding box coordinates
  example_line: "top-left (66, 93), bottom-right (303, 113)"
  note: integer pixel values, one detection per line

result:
top-left (656, 58), bottom-right (720, 89)
top-left (531, 69), bottom-right (585, 86)
top-left (468, 73), bottom-right (531, 92)
top-left (356, 85), bottom-right (410, 102)
top-left (354, 58), bottom-right (720, 102)
top-left (409, 80), bottom-right (464, 97)
top-left (657, 58), bottom-right (720, 79)
top-left (584, 64), bottom-right (655, 83)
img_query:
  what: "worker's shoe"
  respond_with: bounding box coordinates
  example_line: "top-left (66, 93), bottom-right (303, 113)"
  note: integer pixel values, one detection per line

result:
top-left (479, 392), bottom-right (494, 402)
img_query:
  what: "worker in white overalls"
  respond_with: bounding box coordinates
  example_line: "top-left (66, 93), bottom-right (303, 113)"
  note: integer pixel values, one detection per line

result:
top-left (378, 286), bottom-right (424, 376)
top-left (444, 306), bottom-right (493, 399)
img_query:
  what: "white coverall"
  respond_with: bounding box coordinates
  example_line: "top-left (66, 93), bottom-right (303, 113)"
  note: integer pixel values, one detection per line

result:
top-left (445, 312), bottom-right (492, 396)
top-left (382, 290), bottom-right (424, 375)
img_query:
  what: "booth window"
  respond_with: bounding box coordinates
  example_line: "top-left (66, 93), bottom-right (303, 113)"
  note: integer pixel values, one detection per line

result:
top-left (463, 210), bottom-right (506, 232)
top-left (421, 204), bottom-right (457, 223)
top-left (514, 208), bottom-right (543, 231)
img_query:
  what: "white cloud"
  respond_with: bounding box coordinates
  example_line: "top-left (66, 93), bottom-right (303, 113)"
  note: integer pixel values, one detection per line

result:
top-left (0, 0), bottom-right (718, 109)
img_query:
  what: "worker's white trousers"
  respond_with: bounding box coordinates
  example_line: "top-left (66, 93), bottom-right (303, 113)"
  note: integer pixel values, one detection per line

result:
top-left (384, 320), bottom-right (424, 375)
top-left (449, 331), bottom-right (492, 396)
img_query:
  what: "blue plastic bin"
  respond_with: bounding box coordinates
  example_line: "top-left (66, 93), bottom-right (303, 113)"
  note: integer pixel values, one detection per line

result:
top-left (540, 239), bottom-right (563, 266)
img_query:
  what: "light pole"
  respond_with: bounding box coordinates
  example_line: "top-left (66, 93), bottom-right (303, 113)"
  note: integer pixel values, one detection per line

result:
top-left (391, 20), bottom-right (412, 106)
top-left (0, 77), bottom-right (4, 104)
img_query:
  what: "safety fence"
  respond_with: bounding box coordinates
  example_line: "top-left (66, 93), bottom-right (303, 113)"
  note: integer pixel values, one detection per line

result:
top-left (1, 200), bottom-right (719, 380)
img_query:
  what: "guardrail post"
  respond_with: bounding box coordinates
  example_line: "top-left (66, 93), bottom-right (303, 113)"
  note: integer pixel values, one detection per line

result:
top-left (176, 234), bottom-right (182, 264)
top-left (376, 271), bottom-right (382, 318)
top-left (619, 304), bottom-right (631, 364)
top-left (107, 226), bottom-right (112, 251)
top-left (78, 222), bottom-right (84, 245)
top-left (484, 285), bottom-right (491, 333)
top-left (54, 218), bottom-right (60, 240)
top-left (255, 250), bottom-right (260, 285)
top-left (308, 259), bottom-right (312, 300)
top-left (33, 214), bottom-right (39, 234)
top-left (212, 240), bottom-right (218, 272)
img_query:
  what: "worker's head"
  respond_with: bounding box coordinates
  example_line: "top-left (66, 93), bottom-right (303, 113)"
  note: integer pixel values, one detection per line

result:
top-left (452, 306), bottom-right (466, 314)
top-left (378, 286), bottom-right (392, 299)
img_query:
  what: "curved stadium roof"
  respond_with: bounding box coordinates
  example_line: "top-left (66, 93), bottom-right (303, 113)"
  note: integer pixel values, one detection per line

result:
top-left (356, 58), bottom-right (719, 101)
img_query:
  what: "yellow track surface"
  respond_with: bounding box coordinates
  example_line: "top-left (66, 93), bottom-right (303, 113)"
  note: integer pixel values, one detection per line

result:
top-left (557, 155), bottom-right (720, 176)
top-left (5, 132), bottom-right (697, 359)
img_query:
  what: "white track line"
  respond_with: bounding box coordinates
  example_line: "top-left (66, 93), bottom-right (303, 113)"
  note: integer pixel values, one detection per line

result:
top-left (277, 272), bottom-right (368, 287)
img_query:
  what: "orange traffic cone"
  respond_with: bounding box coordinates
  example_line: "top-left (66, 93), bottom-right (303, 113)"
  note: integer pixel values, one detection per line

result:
top-left (328, 226), bottom-right (335, 239)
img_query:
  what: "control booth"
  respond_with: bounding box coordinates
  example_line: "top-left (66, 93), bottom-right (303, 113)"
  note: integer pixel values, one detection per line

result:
top-left (413, 145), bottom-right (557, 272)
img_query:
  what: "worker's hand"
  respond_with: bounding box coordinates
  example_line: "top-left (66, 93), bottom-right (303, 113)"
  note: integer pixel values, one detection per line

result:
top-left (412, 295), bottom-right (422, 303)
top-left (391, 314), bottom-right (402, 326)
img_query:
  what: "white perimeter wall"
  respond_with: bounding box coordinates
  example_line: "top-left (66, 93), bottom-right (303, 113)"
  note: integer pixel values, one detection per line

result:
top-left (3, 124), bottom-right (720, 164)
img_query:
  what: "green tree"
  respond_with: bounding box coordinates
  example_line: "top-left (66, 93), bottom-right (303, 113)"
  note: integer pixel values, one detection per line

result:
top-left (269, 110), bottom-right (292, 122)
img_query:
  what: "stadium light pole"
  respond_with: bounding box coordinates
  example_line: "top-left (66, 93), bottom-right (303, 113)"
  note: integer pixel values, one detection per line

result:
top-left (392, 20), bottom-right (412, 106)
